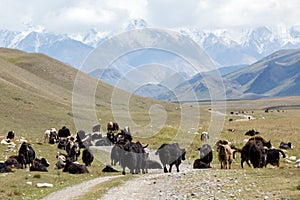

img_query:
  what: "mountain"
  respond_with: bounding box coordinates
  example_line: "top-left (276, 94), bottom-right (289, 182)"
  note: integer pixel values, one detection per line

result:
top-left (69, 23), bottom-right (300, 100)
top-left (0, 29), bottom-right (93, 68)
top-left (2, 21), bottom-right (300, 100)
top-left (3, 22), bottom-right (300, 70)
top-left (206, 64), bottom-right (248, 77)
top-left (156, 48), bottom-right (300, 101)
top-left (225, 48), bottom-right (300, 97)
top-left (180, 25), bottom-right (300, 67)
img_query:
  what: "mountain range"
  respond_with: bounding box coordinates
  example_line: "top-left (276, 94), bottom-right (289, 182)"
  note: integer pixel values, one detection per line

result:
top-left (1, 19), bottom-right (300, 100)
top-left (2, 20), bottom-right (300, 68)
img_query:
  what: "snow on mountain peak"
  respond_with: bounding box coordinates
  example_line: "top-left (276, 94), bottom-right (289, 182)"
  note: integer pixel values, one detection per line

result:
top-left (1, 19), bottom-right (300, 68)
top-left (125, 19), bottom-right (148, 30)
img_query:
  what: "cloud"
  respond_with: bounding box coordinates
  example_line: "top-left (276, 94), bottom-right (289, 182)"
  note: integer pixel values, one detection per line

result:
top-left (195, 0), bottom-right (300, 28)
top-left (146, 0), bottom-right (300, 29)
top-left (145, 0), bottom-right (200, 28)
top-left (0, 0), bottom-right (146, 33)
top-left (0, 0), bottom-right (300, 33)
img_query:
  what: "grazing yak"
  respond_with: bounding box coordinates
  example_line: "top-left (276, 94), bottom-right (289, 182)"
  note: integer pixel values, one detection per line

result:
top-left (48, 129), bottom-right (58, 144)
top-left (76, 130), bottom-right (87, 148)
top-left (7, 131), bottom-right (15, 140)
top-left (58, 126), bottom-right (71, 139)
top-left (196, 144), bottom-right (213, 167)
top-left (241, 136), bottom-right (272, 168)
top-left (82, 148), bottom-right (94, 166)
top-left (245, 129), bottom-right (260, 136)
top-left (120, 141), bottom-right (148, 175)
top-left (55, 152), bottom-right (67, 169)
top-left (249, 142), bottom-right (266, 168)
top-left (116, 128), bottom-right (133, 144)
top-left (57, 139), bottom-right (68, 150)
top-left (30, 158), bottom-right (50, 172)
top-left (107, 122), bottom-right (119, 132)
top-left (155, 143), bottom-right (186, 173)
top-left (265, 149), bottom-right (286, 167)
top-left (107, 131), bottom-right (116, 144)
top-left (68, 143), bottom-right (80, 162)
top-left (18, 142), bottom-right (36, 168)
top-left (200, 132), bottom-right (209, 141)
top-left (279, 142), bottom-right (292, 150)
top-left (217, 144), bottom-right (234, 169)
top-left (44, 129), bottom-right (51, 143)
top-left (111, 144), bottom-right (123, 166)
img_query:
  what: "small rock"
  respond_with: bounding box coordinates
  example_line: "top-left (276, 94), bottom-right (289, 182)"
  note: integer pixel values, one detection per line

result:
top-left (36, 183), bottom-right (53, 188)
top-left (26, 181), bottom-right (32, 185)
top-left (289, 156), bottom-right (297, 161)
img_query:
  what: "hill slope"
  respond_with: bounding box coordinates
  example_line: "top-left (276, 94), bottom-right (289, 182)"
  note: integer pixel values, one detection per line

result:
top-left (156, 49), bottom-right (300, 101)
top-left (0, 48), bottom-right (178, 137)
top-left (225, 49), bottom-right (300, 97)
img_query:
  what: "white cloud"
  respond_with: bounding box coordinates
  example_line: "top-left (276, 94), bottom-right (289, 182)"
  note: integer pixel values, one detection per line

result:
top-left (0, 0), bottom-right (300, 33)
top-left (145, 0), bottom-right (200, 28)
top-left (193, 0), bottom-right (300, 28)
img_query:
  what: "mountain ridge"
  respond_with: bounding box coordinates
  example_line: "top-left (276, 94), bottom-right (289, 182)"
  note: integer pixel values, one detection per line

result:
top-left (2, 21), bottom-right (300, 68)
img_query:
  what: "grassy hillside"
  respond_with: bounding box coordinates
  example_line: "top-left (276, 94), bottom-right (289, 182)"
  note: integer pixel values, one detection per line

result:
top-left (0, 48), bottom-right (180, 136)
top-left (225, 48), bottom-right (300, 97)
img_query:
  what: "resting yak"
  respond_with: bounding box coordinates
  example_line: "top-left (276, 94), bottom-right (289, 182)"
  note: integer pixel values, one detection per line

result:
top-left (193, 144), bottom-right (213, 169)
top-left (63, 158), bottom-right (89, 174)
top-left (30, 158), bottom-right (50, 172)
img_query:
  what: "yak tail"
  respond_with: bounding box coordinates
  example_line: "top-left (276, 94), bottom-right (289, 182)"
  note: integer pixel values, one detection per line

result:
top-left (143, 144), bottom-right (149, 148)
top-left (278, 149), bottom-right (286, 158)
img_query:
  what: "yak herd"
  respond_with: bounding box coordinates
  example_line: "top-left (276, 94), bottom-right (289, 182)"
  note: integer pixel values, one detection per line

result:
top-left (0, 122), bottom-right (295, 175)
top-left (194, 131), bottom-right (290, 170)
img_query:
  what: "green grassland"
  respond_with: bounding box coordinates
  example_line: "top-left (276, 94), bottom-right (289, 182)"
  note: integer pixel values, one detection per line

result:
top-left (0, 48), bottom-right (300, 199)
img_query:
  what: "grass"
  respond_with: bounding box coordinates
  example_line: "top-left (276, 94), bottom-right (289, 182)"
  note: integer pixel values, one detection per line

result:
top-left (2, 97), bottom-right (299, 199)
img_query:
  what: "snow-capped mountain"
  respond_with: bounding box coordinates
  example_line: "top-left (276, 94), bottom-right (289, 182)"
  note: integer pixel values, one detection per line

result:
top-left (178, 25), bottom-right (300, 67)
top-left (2, 19), bottom-right (300, 100)
top-left (2, 20), bottom-right (300, 69)
top-left (0, 29), bottom-right (93, 68)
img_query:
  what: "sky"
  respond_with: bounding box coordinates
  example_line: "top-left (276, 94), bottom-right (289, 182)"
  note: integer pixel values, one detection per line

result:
top-left (1, 0), bottom-right (300, 34)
